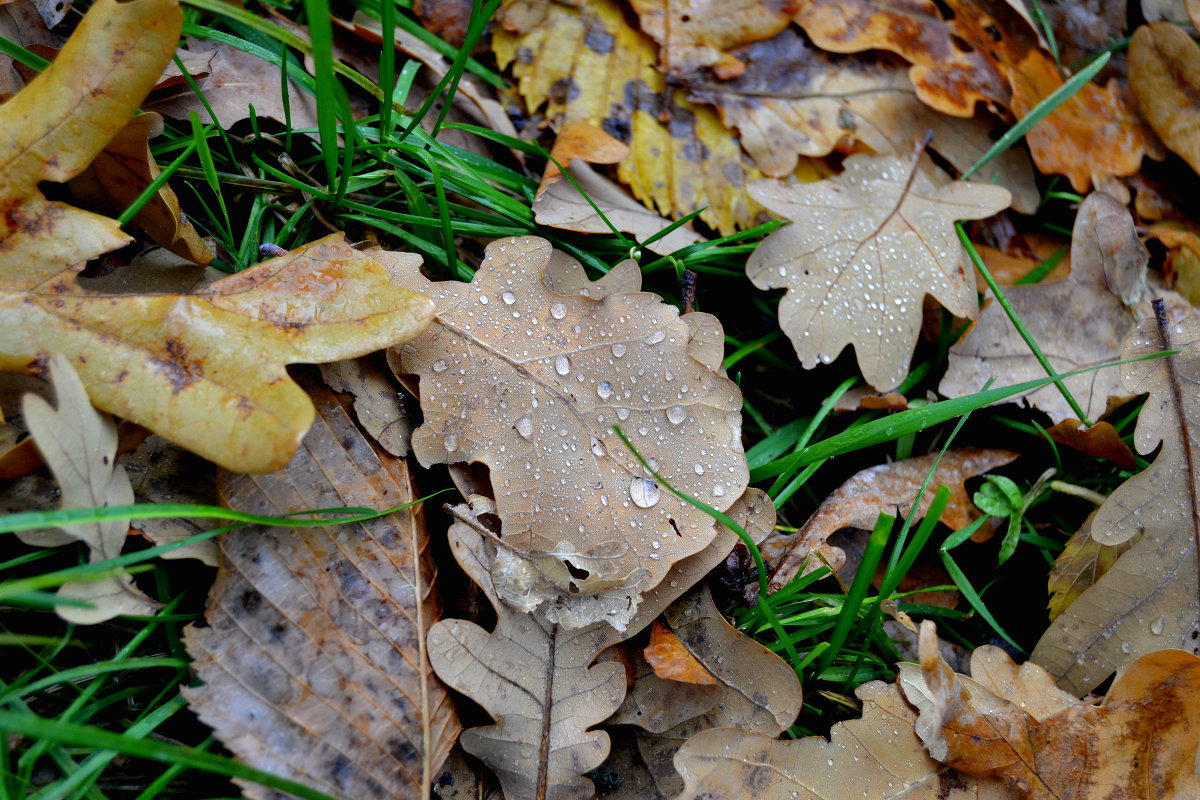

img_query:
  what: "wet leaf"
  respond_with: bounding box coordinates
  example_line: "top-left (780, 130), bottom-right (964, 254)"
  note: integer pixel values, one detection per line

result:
top-left (643, 620), bottom-right (718, 685)
top-left (493, 0), bottom-right (767, 234)
top-left (1046, 512), bottom-right (1139, 621)
top-left (1129, 21), bottom-right (1200, 177)
top-left (904, 621), bottom-right (1200, 800)
top-left (184, 384), bottom-right (460, 799)
top-left (940, 193), bottom-right (1151, 424)
top-left (121, 433), bottom-right (220, 566)
top-left (674, 679), bottom-right (1007, 800)
top-left (1031, 309), bottom-right (1200, 694)
top-left (607, 633), bottom-right (723, 733)
top-left (389, 236), bottom-right (746, 629)
top-left (320, 355), bottom-right (413, 457)
top-left (21, 354), bottom-right (158, 623)
top-left (747, 148), bottom-right (1010, 390)
top-left (766, 449), bottom-right (1016, 593)
top-left (686, 26), bottom-right (1037, 212)
top-left (628, 0), bottom-right (794, 79)
top-left (1043, 418), bottom-right (1136, 469)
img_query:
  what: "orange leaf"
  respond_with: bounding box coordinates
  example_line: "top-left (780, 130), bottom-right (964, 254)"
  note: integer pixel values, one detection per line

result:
top-left (644, 620), bottom-right (719, 686)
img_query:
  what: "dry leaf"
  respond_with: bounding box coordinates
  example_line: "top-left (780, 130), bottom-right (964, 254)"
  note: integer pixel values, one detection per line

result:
top-left (1043, 418), bottom-right (1136, 469)
top-left (674, 679), bottom-right (1009, 800)
top-left (1129, 22), bottom-right (1200, 177)
top-left (940, 193), bottom-right (1149, 424)
top-left (184, 384), bottom-right (459, 800)
top-left (607, 634), bottom-right (723, 733)
top-left (533, 122), bottom-right (707, 255)
top-left (67, 112), bottom-right (212, 265)
top-left (320, 355), bottom-right (413, 457)
top-left (0, 1), bottom-right (64, 98)
top-left (1040, 0), bottom-right (1127, 66)
top-left (121, 433), bottom-right (219, 566)
top-left (747, 149), bottom-right (1011, 390)
top-left (493, 0), bottom-right (767, 234)
top-left (766, 449), bottom-right (1017, 594)
top-left (684, 27), bottom-right (1039, 212)
top-left (143, 37), bottom-right (319, 129)
top-left (628, 0), bottom-right (794, 79)
top-left (1149, 224), bottom-right (1200, 306)
top-left (1031, 310), bottom-right (1200, 694)
top-left (22, 354), bottom-right (158, 623)
top-left (904, 621), bottom-right (1200, 800)
top-left (1046, 512), bottom-right (1139, 621)
top-left (643, 620), bottom-right (718, 685)
top-left (389, 236), bottom-right (746, 629)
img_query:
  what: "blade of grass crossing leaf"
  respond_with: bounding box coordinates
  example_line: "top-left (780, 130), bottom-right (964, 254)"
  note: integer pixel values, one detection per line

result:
top-left (957, 221), bottom-right (1090, 423)
top-left (814, 513), bottom-right (894, 677)
top-left (961, 51), bottom-right (1109, 179)
top-left (303, 0), bottom-right (339, 187)
top-left (1014, 245), bottom-right (1068, 285)
top-left (377, 0), bottom-right (395, 139)
top-left (174, 53), bottom-right (237, 166)
top-left (0, 36), bottom-right (49, 71)
top-left (355, 0), bottom-right (504, 88)
top-left (116, 140), bottom-right (197, 227)
top-left (768, 377), bottom-right (858, 499)
top-left (1026, 0), bottom-right (1059, 63)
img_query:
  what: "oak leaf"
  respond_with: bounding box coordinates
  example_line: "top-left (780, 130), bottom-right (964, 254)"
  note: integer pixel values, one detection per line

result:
top-left (940, 193), bottom-right (1150, 424)
top-left (492, 0), bottom-right (768, 234)
top-left (1046, 512), bottom-right (1138, 621)
top-left (184, 384), bottom-right (459, 800)
top-left (766, 449), bottom-right (1016, 593)
top-left (607, 631), bottom-right (722, 733)
top-left (389, 236), bottom-right (747, 629)
top-left (1043, 418), bottom-right (1136, 469)
top-left (320, 355), bottom-right (413, 457)
top-left (1129, 22), bottom-right (1200, 177)
top-left (1031, 310), bottom-right (1200, 694)
top-left (643, 620), bottom-right (718, 685)
top-left (903, 621), bottom-right (1200, 800)
top-left (747, 149), bottom-right (1011, 390)
top-left (21, 354), bottom-right (158, 623)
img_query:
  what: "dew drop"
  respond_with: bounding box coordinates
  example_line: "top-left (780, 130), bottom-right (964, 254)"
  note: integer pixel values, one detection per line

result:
top-left (694, 464), bottom-right (704, 475)
top-left (550, 301), bottom-right (567, 319)
top-left (630, 476), bottom-right (661, 508)
top-left (515, 417), bottom-right (534, 438)
top-left (713, 484), bottom-right (726, 497)
top-left (1151, 616), bottom-right (1166, 635)
top-left (555, 355), bottom-right (571, 376)
top-left (611, 342), bottom-right (627, 358)
top-left (616, 407), bottom-right (630, 421)
top-left (597, 381), bottom-right (613, 399)
top-left (646, 330), bottom-right (666, 344)
top-left (501, 291), bottom-right (516, 305)
top-left (591, 438), bottom-right (605, 457)
top-left (444, 433), bottom-right (458, 452)
top-left (432, 359), bottom-right (448, 373)
top-left (666, 405), bottom-right (686, 424)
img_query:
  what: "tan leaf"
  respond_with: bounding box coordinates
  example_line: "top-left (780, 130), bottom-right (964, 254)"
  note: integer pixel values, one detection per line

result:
top-left (1043, 419), bottom-right (1136, 469)
top-left (1031, 310), bottom-right (1200, 694)
top-left (183, 384), bottom-right (459, 799)
top-left (2, 233), bottom-right (434, 473)
top-left (628, 0), bottom-right (794, 79)
top-left (766, 448), bottom-right (1017, 594)
top-left (143, 37), bottom-right (319, 128)
top-left (904, 621), bottom-right (1200, 800)
top-left (608, 635), bottom-right (723, 732)
top-left (121, 434), bottom-right (219, 566)
top-left (493, 0), bottom-right (768, 234)
top-left (747, 149), bottom-right (1010, 390)
top-left (940, 192), bottom-right (1150, 424)
top-left (533, 122), bottom-right (707, 255)
top-left (389, 236), bottom-right (747, 629)
top-left (674, 679), bottom-right (1011, 800)
top-left (22, 354), bottom-right (158, 623)
top-left (1047, 512), bottom-right (1140, 621)
top-left (1129, 22), bottom-right (1200, 177)
top-left (320, 355), bottom-right (413, 457)
top-left (644, 620), bottom-right (718, 685)
top-left (67, 112), bottom-right (212, 265)
top-left (684, 28), bottom-right (1039, 212)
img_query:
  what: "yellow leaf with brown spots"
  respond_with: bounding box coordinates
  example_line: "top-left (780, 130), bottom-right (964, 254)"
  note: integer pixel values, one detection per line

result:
top-left (494, 0), bottom-right (772, 234)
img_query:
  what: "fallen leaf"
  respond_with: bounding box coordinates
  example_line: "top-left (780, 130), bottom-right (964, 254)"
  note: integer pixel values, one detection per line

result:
top-left (21, 354), bottom-right (158, 623)
top-left (1040, 0), bottom-right (1127, 66)
top-left (628, 0), bottom-right (795, 79)
top-left (183, 384), bottom-right (460, 799)
top-left (608, 634), bottom-right (723, 733)
top-left (766, 449), bottom-right (1017, 594)
top-left (685, 26), bottom-right (1038, 212)
top-left (533, 122), bottom-right (707, 255)
top-left (589, 728), bottom-right (663, 800)
top-left (1009, 49), bottom-right (1164, 193)
top-left (1046, 512), bottom-right (1139, 621)
top-left (67, 112), bottom-right (212, 265)
top-left (644, 620), bottom-right (718, 685)
top-left (320, 355), bottom-right (413, 457)
top-left (121, 433), bottom-right (220, 566)
top-left (1129, 22), bottom-right (1200, 177)
top-left (904, 621), bottom-right (1200, 800)
top-left (389, 236), bottom-right (747, 629)
top-left (143, 37), bottom-right (319, 129)
top-left (673, 679), bottom-right (1009, 799)
top-left (1148, 224), bottom-right (1200, 306)
top-left (0, 0), bottom-right (64, 98)
top-left (1031, 310), bottom-right (1200, 694)
top-left (747, 148), bottom-right (1010, 390)
top-left (1043, 418), bottom-right (1136, 469)
top-left (940, 193), bottom-right (1149, 424)
top-left (493, 0), bottom-right (768, 234)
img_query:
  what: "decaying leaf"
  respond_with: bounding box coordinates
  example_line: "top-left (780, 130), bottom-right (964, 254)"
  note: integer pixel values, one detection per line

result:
top-left (643, 620), bottom-right (718, 685)
top-left (766, 449), bottom-right (1017, 593)
top-left (0, 1), bottom-right (65, 99)
top-left (67, 112), bottom-right (212, 265)
top-left (940, 193), bottom-right (1149, 424)
top-left (903, 621), bottom-right (1200, 800)
top-left (533, 122), bottom-right (707, 255)
top-left (493, 0), bottom-right (766, 234)
top-left (674, 679), bottom-right (1008, 799)
top-left (320, 355), bottom-right (413, 457)
top-left (428, 488), bottom-right (773, 800)
top-left (684, 27), bottom-right (1039, 212)
top-left (607, 630), bottom-right (723, 733)
top-left (1149, 224), bottom-right (1200, 306)
top-left (389, 236), bottom-right (746, 629)
top-left (143, 37), bottom-right (319, 129)
top-left (628, 0), bottom-right (794, 79)
top-left (1043, 418), bottom-right (1136, 469)
top-left (747, 148), bottom-right (1011, 390)
top-left (1032, 310), bottom-right (1200, 694)
top-left (21, 354), bottom-right (158, 623)
top-left (1046, 512), bottom-right (1139, 621)
top-left (1129, 21), bottom-right (1200, 177)
top-left (184, 385), bottom-right (459, 800)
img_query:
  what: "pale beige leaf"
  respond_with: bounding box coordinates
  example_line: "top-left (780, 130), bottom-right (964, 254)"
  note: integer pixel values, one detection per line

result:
top-left (390, 236), bottom-right (746, 630)
top-left (674, 680), bottom-right (1012, 800)
top-left (22, 354), bottom-right (157, 623)
top-left (940, 192), bottom-right (1150, 424)
top-left (767, 449), bottom-right (1017, 594)
top-left (320, 355), bottom-right (413, 457)
top-left (1032, 310), bottom-right (1200, 694)
top-left (184, 385), bottom-right (459, 800)
top-left (967, 645), bottom-right (1078, 722)
top-left (747, 149), bottom-right (1010, 390)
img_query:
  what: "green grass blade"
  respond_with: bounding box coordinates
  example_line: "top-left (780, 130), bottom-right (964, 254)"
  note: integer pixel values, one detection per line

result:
top-left (303, 0), bottom-right (339, 186)
top-left (814, 512), bottom-right (894, 676)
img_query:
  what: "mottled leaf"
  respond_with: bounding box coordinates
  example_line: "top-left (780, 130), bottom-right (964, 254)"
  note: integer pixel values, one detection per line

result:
top-left (628, 0), bottom-right (794, 79)
top-left (320, 355), bottom-right (413, 457)
top-left (1129, 21), bottom-right (1200, 177)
